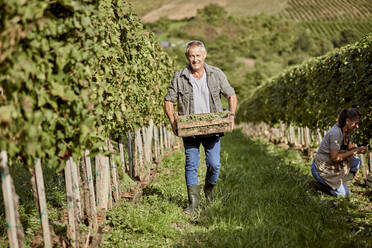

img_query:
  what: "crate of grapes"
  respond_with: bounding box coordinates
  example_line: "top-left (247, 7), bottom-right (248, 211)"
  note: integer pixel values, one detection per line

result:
top-left (174, 111), bottom-right (233, 137)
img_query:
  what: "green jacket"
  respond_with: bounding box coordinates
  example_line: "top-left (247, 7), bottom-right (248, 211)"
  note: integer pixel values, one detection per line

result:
top-left (164, 63), bottom-right (235, 115)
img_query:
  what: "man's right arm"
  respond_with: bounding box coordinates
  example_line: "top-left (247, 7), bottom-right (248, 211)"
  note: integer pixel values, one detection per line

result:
top-left (164, 101), bottom-right (177, 135)
top-left (164, 71), bottom-right (180, 135)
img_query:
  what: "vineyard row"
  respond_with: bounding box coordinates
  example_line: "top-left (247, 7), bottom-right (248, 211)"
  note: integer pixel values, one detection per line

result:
top-left (238, 122), bottom-right (372, 177)
top-left (279, 0), bottom-right (372, 21)
top-left (237, 34), bottom-right (371, 146)
top-left (302, 20), bottom-right (372, 38)
top-left (1, 122), bottom-right (179, 247)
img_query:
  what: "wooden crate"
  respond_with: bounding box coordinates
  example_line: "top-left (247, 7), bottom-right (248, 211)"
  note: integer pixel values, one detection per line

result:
top-left (174, 111), bottom-right (233, 137)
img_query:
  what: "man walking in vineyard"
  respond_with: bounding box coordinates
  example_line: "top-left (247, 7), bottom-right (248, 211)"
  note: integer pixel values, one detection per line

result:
top-left (164, 40), bottom-right (237, 213)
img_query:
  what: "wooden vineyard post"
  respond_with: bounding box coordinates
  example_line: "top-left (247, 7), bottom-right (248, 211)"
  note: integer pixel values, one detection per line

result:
top-left (141, 126), bottom-right (149, 176)
top-left (83, 150), bottom-right (98, 230)
top-left (297, 127), bottom-right (301, 147)
top-left (153, 125), bottom-right (159, 163)
top-left (135, 129), bottom-right (144, 180)
top-left (159, 125), bottom-right (164, 156)
top-left (147, 119), bottom-right (154, 164)
top-left (127, 131), bottom-right (134, 178)
top-left (133, 131), bottom-right (138, 179)
top-left (80, 158), bottom-right (90, 224)
top-left (170, 129), bottom-right (174, 147)
top-left (95, 154), bottom-right (111, 212)
top-left (168, 129), bottom-right (172, 148)
top-left (34, 158), bottom-right (52, 248)
top-left (142, 120), bottom-right (154, 165)
top-left (168, 127), bottom-right (172, 148)
top-left (266, 123), bottom-right (271, 140)
top-left (304, 127), bottom-right (311, 148)
top-left (301, 127), bottom-right (305, 147)
top-left (108, 140), bottom-right (120, 203)
top-left (306, 127), bottom-right (311, 147)
top-left (284, 124), bottom-right (290, 145)
top-left (142, 126), bottom-right (149, 164)
top-left (95, 154), bottom-right (102, 212)
top-left (1, 151), bottom-right (24, 248)
top-left (168, 128), bottom-right (172, 148)
top-left (289, 125), bottom-right (296, 146)
top-left (279, 124), bottom-right (284, 144)
top-left (65, 158), bottom-right (78, 247)
top-left (119, 142), bottom-right (128, 174)
top-left (361, 154), bottom-right (367, 178)
top-left (70, 158), bottom-right (82, 221)
top-left (166, 128), bottom-right (169, 149)
top-left (105, 155), bottom-right (113, 210)
top-left (76, 159), bottom-right (84, 220)
top-left (316, 129), bottom-right (322, 146)
top-left (369, 152), bottom-right (372, 174)
top-left (303, 127), bottom-right (307, 147)
top-left (163, 126), bottom-right (168, 150)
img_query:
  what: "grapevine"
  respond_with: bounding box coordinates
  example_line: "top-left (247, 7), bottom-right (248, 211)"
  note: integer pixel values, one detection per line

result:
top-left (0, 0), bottom-right (174, 169)
top-left (238, 33), bottom-right (372, 146)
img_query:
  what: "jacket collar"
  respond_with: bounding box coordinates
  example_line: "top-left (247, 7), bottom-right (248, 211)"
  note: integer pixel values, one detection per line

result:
top-left (181, 63), bottom-right (213, 80)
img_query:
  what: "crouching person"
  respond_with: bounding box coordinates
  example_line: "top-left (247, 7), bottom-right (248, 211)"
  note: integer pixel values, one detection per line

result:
top-left (311, 108), bottom-right (367, 196)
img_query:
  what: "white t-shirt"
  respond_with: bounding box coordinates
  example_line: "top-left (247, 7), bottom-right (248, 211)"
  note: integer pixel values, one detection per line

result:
top-left (189, 72), bottom-right (210, 114)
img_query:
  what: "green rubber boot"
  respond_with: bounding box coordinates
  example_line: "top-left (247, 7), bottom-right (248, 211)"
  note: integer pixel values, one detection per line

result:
top-left (184, 185), bottom-right (201, 214)
top-left (204, 181), bottom-right (215, 202)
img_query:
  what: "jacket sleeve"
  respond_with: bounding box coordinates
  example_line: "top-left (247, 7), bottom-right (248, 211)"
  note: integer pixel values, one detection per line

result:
top-left (219, 70), bottom-right (235, 98)
top-left (164, 72), bottom-right (179, 102)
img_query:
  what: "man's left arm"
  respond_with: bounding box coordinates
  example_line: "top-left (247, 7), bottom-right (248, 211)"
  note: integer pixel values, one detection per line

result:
top-left (228, 94), bottom-right (237, 129)
top-left (228, 94), bottom-right (237, 114)
top-left (217, 69), bottom-right (237, 128)
top-left (218, 69), bottom-right (237, 114)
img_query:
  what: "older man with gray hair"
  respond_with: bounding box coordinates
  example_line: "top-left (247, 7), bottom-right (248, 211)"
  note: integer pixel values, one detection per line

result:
top-left (164, 40), bottom-right (237, 213)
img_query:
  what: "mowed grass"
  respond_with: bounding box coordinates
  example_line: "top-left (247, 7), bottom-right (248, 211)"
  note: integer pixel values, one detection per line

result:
top-left (102, 129), bottom-right (372, 247)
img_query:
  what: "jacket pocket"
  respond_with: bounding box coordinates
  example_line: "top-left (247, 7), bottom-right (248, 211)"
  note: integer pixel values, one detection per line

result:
top-left (178, 91), bottom-right (190, 114)
top-left (210, 88), bottom-right (222, 111)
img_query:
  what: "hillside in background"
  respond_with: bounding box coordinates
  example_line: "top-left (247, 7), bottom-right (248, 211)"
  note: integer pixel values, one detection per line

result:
top-left (135, 0), bottom-right (288, 22)
top-left (130, 0), bottom-right (372, 39)
top-left (128, 0), bottom-right (371, 100)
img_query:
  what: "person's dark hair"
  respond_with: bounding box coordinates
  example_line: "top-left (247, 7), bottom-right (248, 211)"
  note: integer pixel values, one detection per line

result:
top-left (337, 108), bottom-right (361, 128)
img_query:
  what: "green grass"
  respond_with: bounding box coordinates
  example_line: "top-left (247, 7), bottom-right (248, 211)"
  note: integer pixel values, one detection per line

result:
top-left (2, 129), bottom-right (370, 246)
top-left (102, 129), bottom-right (372, 247)
top-left (102, 148), bottom-right (205, 247)
top-left (183, 130), bottom-right (372, 247)
top-left (0, 164), bottom-right (67, 247)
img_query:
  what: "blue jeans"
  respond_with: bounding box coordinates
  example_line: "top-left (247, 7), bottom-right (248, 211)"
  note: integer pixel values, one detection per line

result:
top-left (183, 135), bottom-right (221, 186)
top-left (311, 156), bottom-right (361, 197)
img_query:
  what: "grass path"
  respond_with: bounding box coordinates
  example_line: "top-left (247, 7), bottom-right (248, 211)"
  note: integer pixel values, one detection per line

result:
top-left (102, 129), bottom-right (372, 247)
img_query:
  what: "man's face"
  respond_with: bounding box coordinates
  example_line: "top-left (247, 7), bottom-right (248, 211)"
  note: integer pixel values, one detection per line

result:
top-left (186, 46), bottom-right (207, 71)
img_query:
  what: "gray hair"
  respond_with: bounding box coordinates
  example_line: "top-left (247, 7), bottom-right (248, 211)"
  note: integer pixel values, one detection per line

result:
top-left (185, 40), bottom-right (206, 54)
